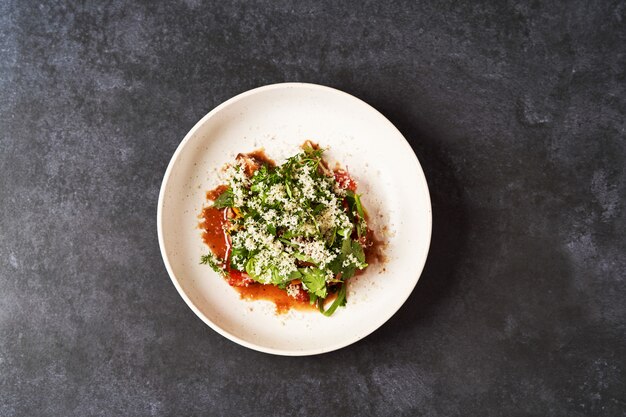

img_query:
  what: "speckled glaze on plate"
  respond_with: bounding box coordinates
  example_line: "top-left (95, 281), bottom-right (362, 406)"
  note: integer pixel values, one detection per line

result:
top-left (157, 83), bottom-right (431, 356)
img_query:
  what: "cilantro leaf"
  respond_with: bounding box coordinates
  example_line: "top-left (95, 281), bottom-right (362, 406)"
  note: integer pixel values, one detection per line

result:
top-left (213, 187), bottom-right (234, 208)
top-left (300, 267), bottom-right (328, 298)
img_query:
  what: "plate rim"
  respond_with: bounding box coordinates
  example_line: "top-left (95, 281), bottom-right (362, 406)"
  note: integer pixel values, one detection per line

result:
top-left (157, 82), bottom-right (432, 356)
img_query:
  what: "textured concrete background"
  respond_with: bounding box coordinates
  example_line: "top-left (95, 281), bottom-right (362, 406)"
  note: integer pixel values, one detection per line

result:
top-left (1, 1), bottom-right (625, 416)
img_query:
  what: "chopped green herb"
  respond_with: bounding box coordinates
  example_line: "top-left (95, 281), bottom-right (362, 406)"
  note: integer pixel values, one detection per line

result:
top-left (200, 253), bottom-right (227, 277)
top-left (300, 267), bottom-right (328, 298)
top-left (212, 187), bottom-right (234, 208)
top-left (319, 282), bottom-right (347, 316)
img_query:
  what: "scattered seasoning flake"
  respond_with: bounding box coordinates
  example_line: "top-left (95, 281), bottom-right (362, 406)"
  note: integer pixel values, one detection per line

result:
top-left (199, 143), bottom-right (377, 315)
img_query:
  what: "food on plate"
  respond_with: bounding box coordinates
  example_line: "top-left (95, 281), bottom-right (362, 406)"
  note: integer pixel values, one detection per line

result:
top-left (199, 141), bottom-right (377, 315)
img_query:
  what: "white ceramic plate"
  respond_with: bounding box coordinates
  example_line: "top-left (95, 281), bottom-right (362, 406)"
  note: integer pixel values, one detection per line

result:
top-left (157, 83), bottom-right (431, 356)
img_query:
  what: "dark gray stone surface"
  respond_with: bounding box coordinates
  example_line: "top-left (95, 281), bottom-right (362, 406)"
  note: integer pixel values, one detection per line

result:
top-left (1, 0), bottom-right (624, 416)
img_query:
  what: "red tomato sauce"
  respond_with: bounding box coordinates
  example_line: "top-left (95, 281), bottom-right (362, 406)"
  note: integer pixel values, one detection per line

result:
top-left (200, 205), bottom-right (229, 260)
top-left (334, 169), bottom-right (357, 192)
top-left (235, 283), bottom-right (317, 314)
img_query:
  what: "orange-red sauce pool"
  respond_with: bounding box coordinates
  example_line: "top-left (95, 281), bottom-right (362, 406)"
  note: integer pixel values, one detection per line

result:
top-left (234, 284), bottom-right (318, 314)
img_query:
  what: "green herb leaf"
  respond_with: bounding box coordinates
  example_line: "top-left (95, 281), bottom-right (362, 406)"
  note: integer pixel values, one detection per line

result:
top-left (270, 266), bottom-right (284, 285)
top-left (337, 226), bottom-right (352, 238)
top-left (245, 257), bottom-right (259, 280)
top-left (230, 246), bottom-right (248, 270)
top-left (213, 187), bottom-right (234, 208)
top-left (285, 180), bottom-right (293, 198)
top-left (352, 241), bottom-right (366, 265)
top-left (354, 194), bottom-right (368, 238)
top-left (313, 203), bottom-right (325, 215)
top-left (294, 252), bottom-right (315, 263)
top-left (200, 253), bottom-right (227, 277)
top-left (300, 267), bottom-right (328, 298)
top-left (319, 282), bottom-right (347, 316)
top-left (345, 190), bottom-right (367, 238)
top-left (288, 270), bottom-right (303, 279)
top-left (354, 193), bottom-right (365, 219)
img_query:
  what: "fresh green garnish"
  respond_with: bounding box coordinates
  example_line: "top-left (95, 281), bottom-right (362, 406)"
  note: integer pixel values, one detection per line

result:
top-left (300, 267), bottom-right (328, 299)
top-left (212, 187), bottom-right (234, 208)
top-left (203, 145), bottom-right (369, 315)
top-left (318, 282), bottom-right (347, 316)
top-left (200, 253), bottom-right (227, 277)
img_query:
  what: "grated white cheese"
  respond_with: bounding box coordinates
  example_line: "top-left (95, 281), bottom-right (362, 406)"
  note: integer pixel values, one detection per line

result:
top-left (286, 283), bottom-right (301, 298)
top-left (296, 165), bottom-right (317, 200)
top-left (296, 239), bottom-right (336, 267)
